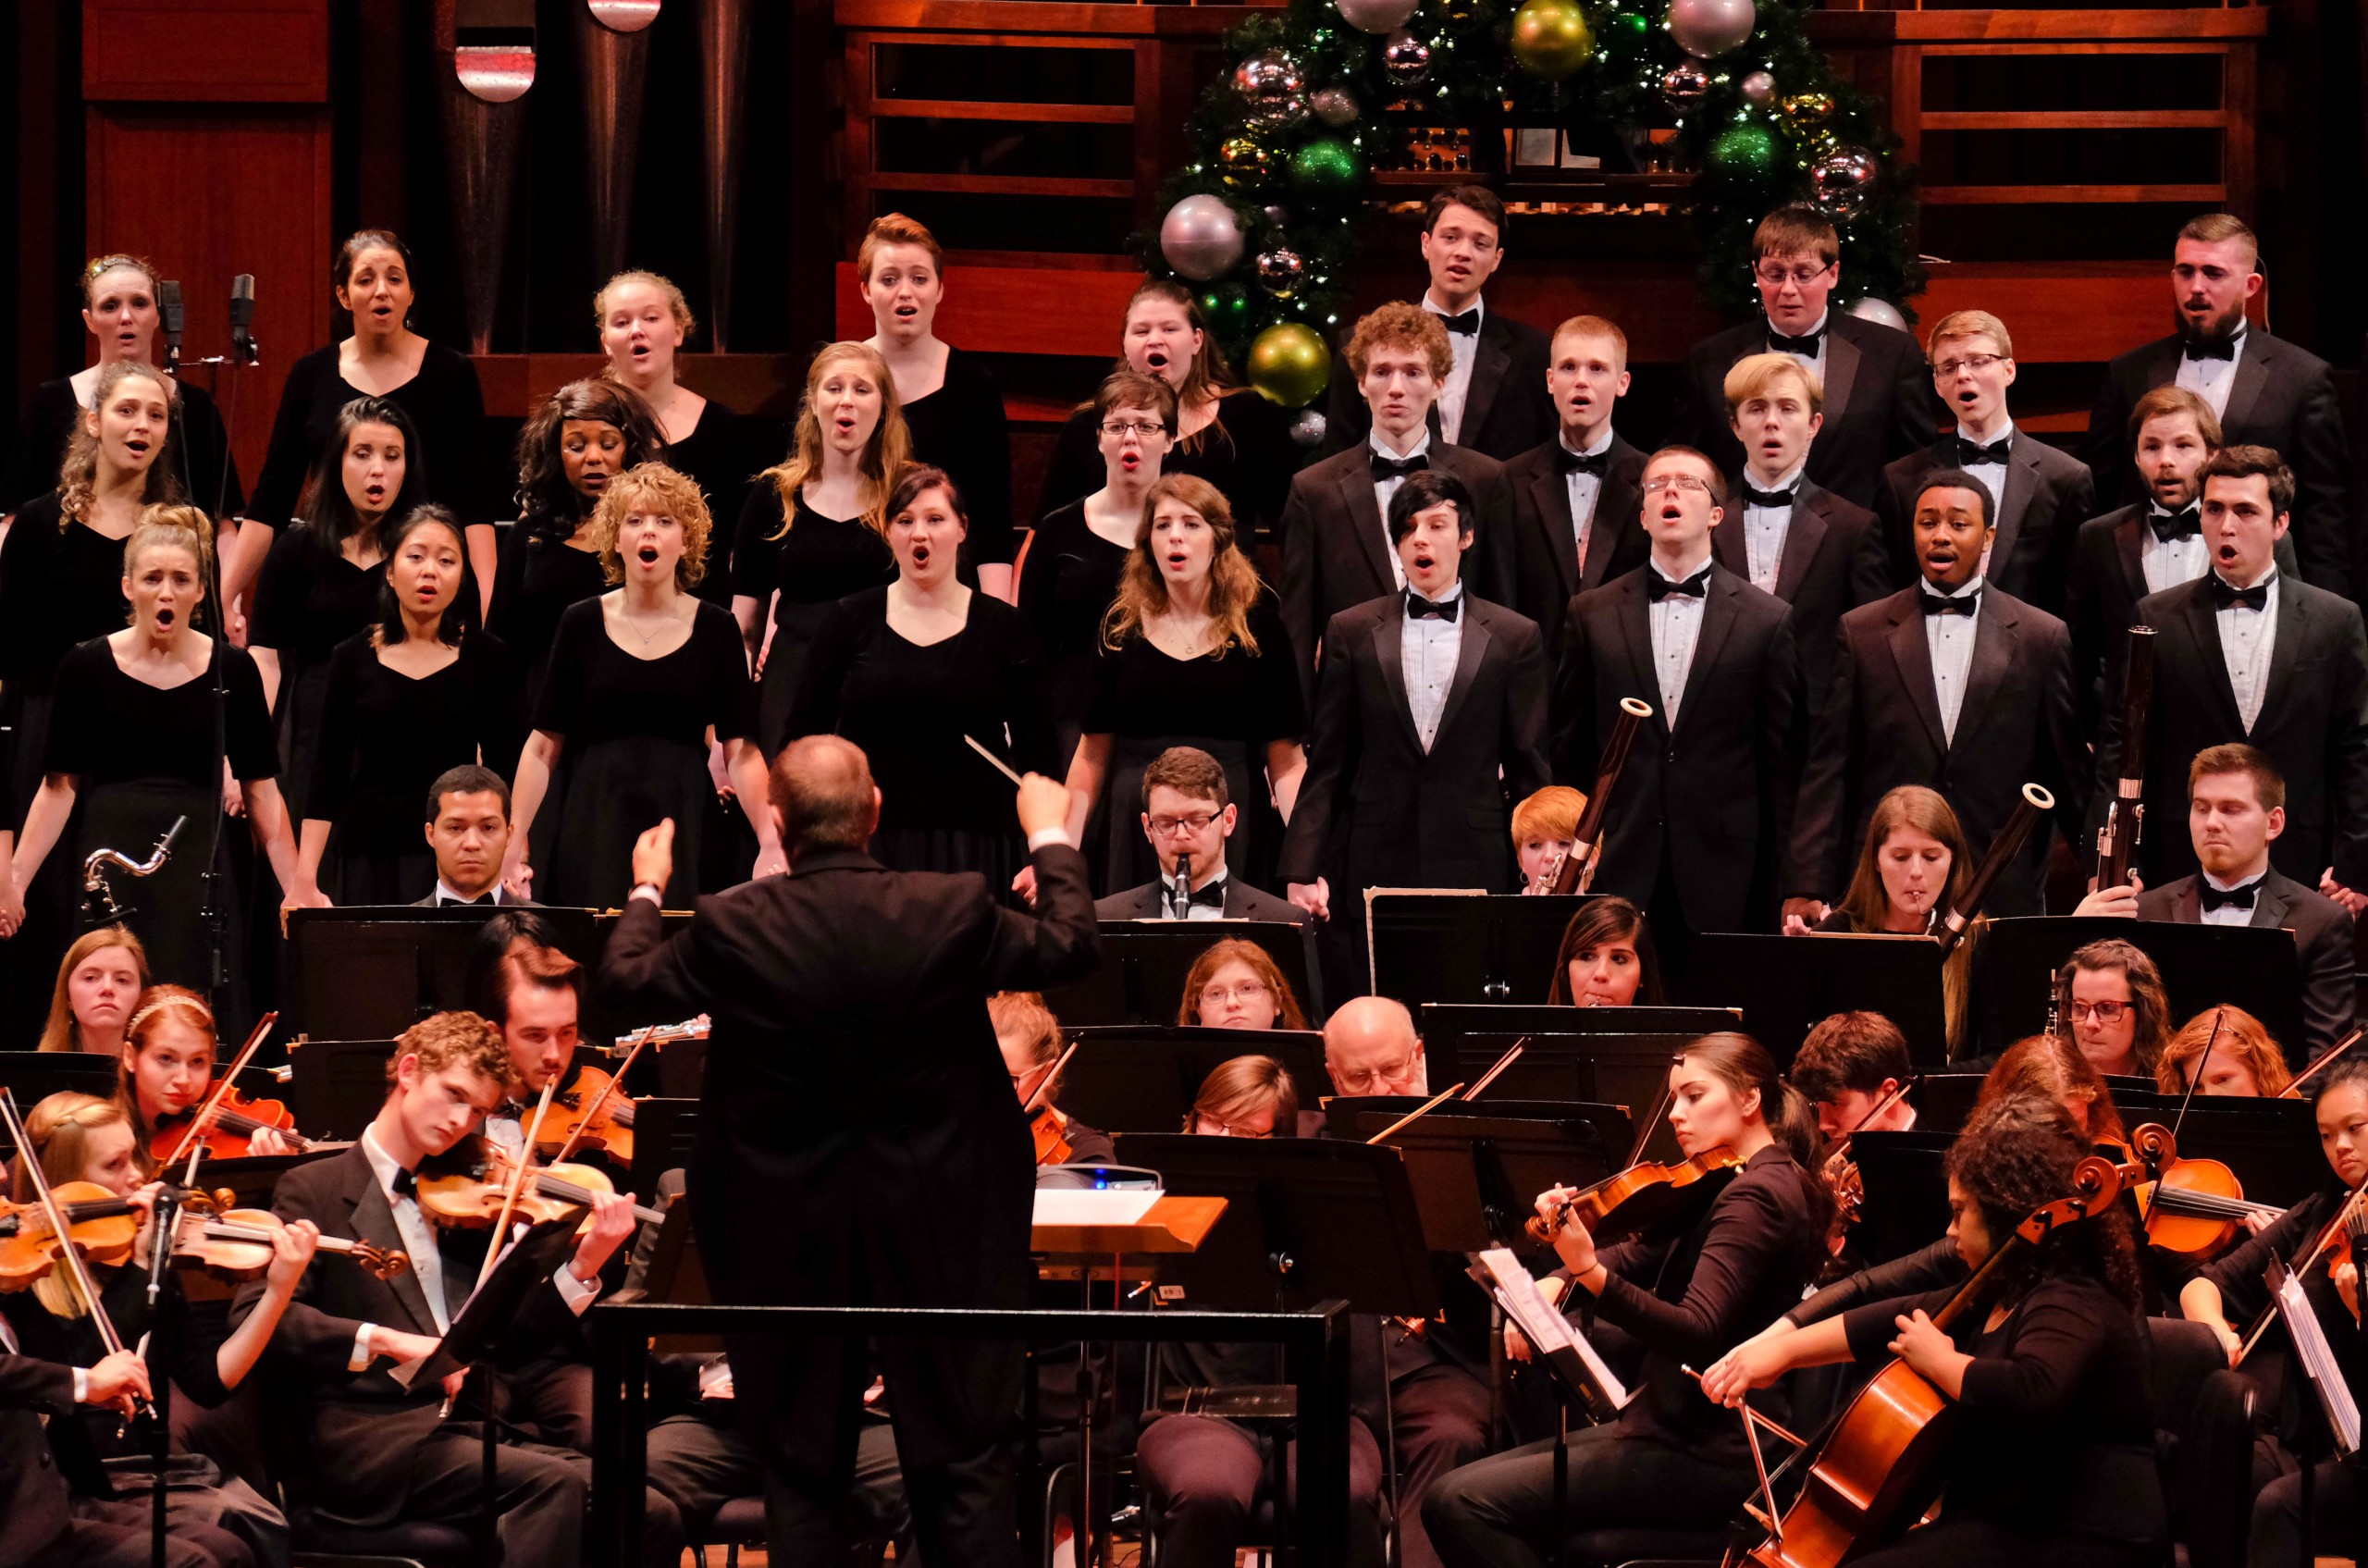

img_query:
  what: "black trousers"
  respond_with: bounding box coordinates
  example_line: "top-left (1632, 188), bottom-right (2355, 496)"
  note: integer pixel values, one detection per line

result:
top-left (1135, 1412), bottom-right (1388, 1568)
top-left (1855, 1518), bottom-right (2159, 1568)
top-left (1422, 1426), bottom-right (1750, 1568)
top-left (1390, 1364), bottom-right (1494, 1568)
top-left (2250, 1457), bottom-right (2362, 1568)
top-left (53, 1497), bottom-right (249, 1568)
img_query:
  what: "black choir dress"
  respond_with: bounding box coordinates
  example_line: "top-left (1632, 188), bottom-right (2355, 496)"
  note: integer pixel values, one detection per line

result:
top-left (247, 342), bottom-right (487, 526)
top-left (247, 526), bottom-right (385, 824)
top-left (1015, 500), bottom-right (1132, 768)
top-left (1034, 388), bottom-right (1301, 542)
top-left (44, 637), bottom-right (278, 1017)
top-left (733, 488), bottom-right (896, 756)
top-left (899, 346), bottom-right (1015, 575)
top-left (487, 523), bottom-right (608, 686)
top-left (2, 374), bottom-right (242, 518)
top-left (1078, 597), bottom-right (1303, 893)
top-left (305, 630), bottom-right (524, 903)
top-left (662, 400), bottom-right (779, 604)
top-left (786, 586), bottom-right (1054, 896)
top-left (531, 599), bottom-right (757, 908)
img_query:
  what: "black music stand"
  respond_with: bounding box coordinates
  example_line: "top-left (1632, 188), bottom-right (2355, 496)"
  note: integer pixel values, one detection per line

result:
top-left (1367, 893), bottom-right (1601, 1006)
top-left (1973, 917), bottom-right (2304, 1063)
top-left (0, 1054), bottom-right (120, 1155)
top-left (625, 1099), bottom-right (699, 1204)
top-left (283, 1039), bottom-right (404, 1139)
top-left (1058, 1027), bottom-right (1331, 1134)
top-left (1912, 1073), bottom-right (1987, 1133)
top-left (1682, 932), bottom-right (1948, 1068)
top-left (1320, 1100), bottom-right (1631, 1251)
top-left (1424, 1006), bottom-right (1739, 1163)
top-left (1845, 1130), bottom-right (1955, 1266)
top-left (1046, 920), bottom-right (1318, 1027)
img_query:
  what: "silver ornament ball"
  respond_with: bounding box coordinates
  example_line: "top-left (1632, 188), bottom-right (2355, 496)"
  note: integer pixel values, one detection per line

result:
top-left (1311, 86), bottom-right (1360, 127)
top-left (1289, 409), bottom-right (1328, 447)
top-left (1660, 60), bottom-right (1712, 111)
top-left (1335, 0), bottom-right (1420, 33)
top-left (1255, 247), bottom-right (1307, 297)
top-left (1382, 30), bottom-right (1434, 86)
top-left (1738, 69), bottom-right (1776, 105)
top-left (1158, 194), bottom-right (1247, 282)
top-left (1809, 145), bottom-right (1881, 216)
top-left (1233, 50), bottom-right (1308, 134)
top-left (1844, 296), bottom-right (1908, 332)
top-left (1668, 0), bottom-right (1755, 57)
top-left (1263, 204), bottom-right (1292, 228)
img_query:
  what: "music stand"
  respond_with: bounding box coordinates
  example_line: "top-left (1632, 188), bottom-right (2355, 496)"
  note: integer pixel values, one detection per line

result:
top-left (1058, 1027), bottom-right (1330, 1134)
top-left (283, 1039), bottom-right (402, 1140)
top-left (1973, 917), bottom-right (2304, 1063)
top-left (1845, 1130), bottom-right (1955, 1267)
top-left (1046, 920), bottom-right (1318, 1027)
top-left (1682, 932), bottom-right (1948, 1068)
top-left (1367, 893), bottom-right (1602, 1006)
top-left (0, 1054), bottom-right (121, 1156)
top-left (1911, 1073), bottom-right (1989, 1134)
top-left (1324, 1102), bottom-right (1629, 1253)
top-left (1424, 1007), bottom-right (1739, 1163)
top-left (626, 1099), bottom-right (699, 1204)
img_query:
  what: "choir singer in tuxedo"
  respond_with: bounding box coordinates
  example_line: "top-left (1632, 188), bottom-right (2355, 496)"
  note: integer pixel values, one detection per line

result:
top-left (1504, 315), bottom-right (1649, 649)
top-left (2080, 214), bottom-right (2351, 596)
top-left (1787, 471), bottom-right (2085, 924)
top-left (599, 735), bottom-right (1099, 1568)
top-left (2094, 446), bottom-right (2368, 900)
top-left (1280, 471), bottom-right (1549, 952)
top-left (1553, 444), bottom-right (1798, 967)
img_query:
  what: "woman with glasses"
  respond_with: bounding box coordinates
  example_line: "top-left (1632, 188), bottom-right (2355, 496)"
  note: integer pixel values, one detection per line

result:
top-left (1018, 370), bottom-right (1174, 767)
top-left (1176, 937), bottom-right (1308, 1031)
top-left (2056, 938), bottom-right (2171, 1080)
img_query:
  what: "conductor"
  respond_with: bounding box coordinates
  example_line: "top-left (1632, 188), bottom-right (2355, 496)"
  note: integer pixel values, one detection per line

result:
top-left (600, 735), bottom-right (1099, 1567)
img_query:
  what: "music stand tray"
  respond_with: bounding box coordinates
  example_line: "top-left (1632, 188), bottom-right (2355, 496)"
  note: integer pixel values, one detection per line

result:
top-left (1326, 1102), bottom-right (1628, 1253)
top-left (1060, 1027), bottom-right (1330, 1135)
top-left (1684, 932), bottom-right (1948, 1068)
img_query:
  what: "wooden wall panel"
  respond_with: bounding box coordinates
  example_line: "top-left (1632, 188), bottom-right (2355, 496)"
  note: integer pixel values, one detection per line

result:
top-left (82, 0), bottom-right (328, 103)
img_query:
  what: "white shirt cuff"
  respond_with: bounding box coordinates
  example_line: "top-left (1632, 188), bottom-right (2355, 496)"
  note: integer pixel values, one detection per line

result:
top-left (554, 1265), bottom-right (601, 1315)
top-left (1027, 827), bottom-right (1075, 853)
top-left (350, 1325), bottom-right (377, 1372)
top-left (73, 1367), bottom-right (89, 1403)
top-left (630, 883), bottom-right (663, 906)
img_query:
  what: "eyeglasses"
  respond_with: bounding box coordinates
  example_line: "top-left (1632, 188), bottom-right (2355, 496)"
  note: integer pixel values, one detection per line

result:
top-left (1101, 420), bottom-right (1167, 438)
top-left (1148, 812), bottom-right (1220, 837)
top-left (1753, 262), bottom-right (1834, 288)
top-left (1190, 1113), bottom-right (1275, 1139)
top-left (1932, 353), bottom-right (2004, 378)
top-left (1643, 475), bottom-right (1711, 495)
top-left (2067, 1000), bottom-right (2129, 1025)
top-left (1198, 980), bottom-right (1270, 1008)
top-left (1331, 1053), bottom-right (1418, 1093)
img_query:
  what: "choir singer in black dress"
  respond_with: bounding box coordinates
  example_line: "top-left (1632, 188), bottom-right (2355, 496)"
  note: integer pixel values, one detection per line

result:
top-left (503, 463), bottom-right (782, 907)
top-left (598, 736), bottom-right (1098, 1568)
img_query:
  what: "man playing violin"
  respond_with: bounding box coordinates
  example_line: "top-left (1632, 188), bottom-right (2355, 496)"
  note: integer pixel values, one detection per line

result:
top-left (229, 1010), bottom-right (679, 1568)
top-left (1791, 1010), bottom-right (1918, 1141)
top-left (477, 939), bottom-right (586, 1165)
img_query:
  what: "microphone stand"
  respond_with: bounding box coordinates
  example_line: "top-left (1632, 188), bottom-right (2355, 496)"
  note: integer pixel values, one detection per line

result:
top-left (147, 1186), bottom-right (180, 1568)
top-left (194, 276), bottom-right (258, 1022)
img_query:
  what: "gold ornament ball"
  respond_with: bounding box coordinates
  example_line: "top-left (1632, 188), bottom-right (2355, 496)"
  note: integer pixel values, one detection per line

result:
top-left (1511, 0), bottom-right (1595, 80)
top-left (1219, 136), bottom-right (1273, 188)
top-left (1247, 323), bottom-right (1332, 408)
top-left (1781, 91), bottom-right (1835, 128)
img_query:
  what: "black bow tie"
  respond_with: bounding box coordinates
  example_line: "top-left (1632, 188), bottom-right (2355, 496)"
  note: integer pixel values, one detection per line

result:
top-left (441, 894), bottom-right (491, 907)
top-left (1407, 590), bottom-right (1462, 622)
top-left (1647, 568), bottom-right (1711, 602)
top-left (1171, 877), bottom-right (1227, 914)
top-left (1557, 446), bottom-right (1610, 478)
top-left (1743, 481), bottom-right (1796, 509)
top-left (2182, 333), bottom-right (2241, 363)
top-left (391, 1168), bottom-right (418, 1201)
top-left (1956, 436), bottom-right (2012, 466)
top-left (1371, 450), bottom-right (1429, 482)
top-left (1920, 587), bottom-right (1980, 617)
top-left (1437, 309), bottom-right (1480, 336)
top-left (2147, 506), bottom-right (2202, 543)
top-left (2208, 574), bottom-right (2271, 613)
top-left (2199, 876), bottom-right (2263, 912)
top-left (1768, 326), bottom-right (1826, 355)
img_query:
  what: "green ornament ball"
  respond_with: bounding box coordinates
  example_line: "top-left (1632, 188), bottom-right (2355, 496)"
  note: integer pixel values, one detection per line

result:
top-left (1199, 284), bottom-right (1254, 336)
top-left (1289, 136), bottom-right (1366, 191)
top-left (1706, 119), bottom-right (1778, 190)
top-left (1609, 10), bottom-right (1650, 43)
top-left (1511, 0), bottom-right (1595, 79)
top-left (1247, 323), bottom-right (1332, 408)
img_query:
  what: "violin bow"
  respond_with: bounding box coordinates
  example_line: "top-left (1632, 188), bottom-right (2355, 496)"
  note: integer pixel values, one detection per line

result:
top-left (1020, 1042), bottom-right (1080, 1118)
top-left (2284, 1025), bottom-right (2366, 1099)
top-left (2167, 1006), bottom-right (2226, 1146)
top-left (157, 1010), bottom-right (279, 1170)
top-left (549, 1021), bottom-right (669, 1167)
top-left (0, 1088), bottom-right (150, 1418)
top-left (1364, 1083), bottom-right (1468, 1145)
top-left (1825, 1070), bottom-right (1920, 1165)
top-left (475, 1076), bottom-right (562, 1291)
top-left (1462, 1038), bottom-right (1529, 1102)
top-left (2237, 1166), bottom-right (2368, 1365)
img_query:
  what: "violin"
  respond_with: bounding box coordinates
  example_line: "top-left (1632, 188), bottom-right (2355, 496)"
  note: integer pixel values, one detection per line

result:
top-left (532, 1066), bottom-right (638, 1165)
top-left (1525, 1146), bottom-right (1746, 1247)
top-left (170, 1207), bottom-right (408, 1284)
top-left (0, 1180), bottom-right (144, 1290)
top-left (413, 1143), bottom-right (664, 1236)
top-left (2124, 1122), bottom-right (2282, 1257)
top-left (1818, 1077), bottom-right (1918, 1251)
top-left (0, 1091), bottom-right (150, 1419)
top-left (1031, 1106), bottom-right (1076, 1166)
top-left (150, 1087), bottom-right (319, 1163)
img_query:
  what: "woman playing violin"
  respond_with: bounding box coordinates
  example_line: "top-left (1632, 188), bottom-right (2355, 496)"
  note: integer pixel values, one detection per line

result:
top-left (1545, 895), bottom-right (1665, 1007)
top-left (991, 991), bottom-right (1113, 1166)
top-left (1704, 1095), bottom-right (2164, 1568)
top-left (117, 986), bottom-right (300, 1163)
top-left (6, 1091), bottom-right (318, 1568)
top-left (1425, 1033), bottom-right (1829, 1568)
top-left (2155, 1005), bottom-right (2290, 1098)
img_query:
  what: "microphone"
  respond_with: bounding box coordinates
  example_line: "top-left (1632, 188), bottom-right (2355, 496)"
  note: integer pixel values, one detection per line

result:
top-left (158, 281), bottom-right (185, 375)
top-left (228, 275), bottom-right (257, 365)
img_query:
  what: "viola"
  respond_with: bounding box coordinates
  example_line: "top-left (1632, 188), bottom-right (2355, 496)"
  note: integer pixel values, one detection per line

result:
top-left (1525, 1145), bottom-right (1746, 1247)
top-left (1031, 1105), bottom-right (1075, 1166)
top-left (2133, 1157), bottom-right (2282, 1257)
top-left (414, 1144), bottom-right (664, 1237)
top-left (532, 1066), bottom-right (637, 1165)
top-left (150, 1087), bottom-right (319, 1164)
top-left (0, 1180), bottom-right (143, 1290)
top-left (170, 1207), bottom-right (409, 1283)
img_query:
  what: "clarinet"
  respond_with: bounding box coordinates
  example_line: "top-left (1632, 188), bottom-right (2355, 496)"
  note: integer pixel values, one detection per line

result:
top-left (2094, 624), bottom-right (2156, 893)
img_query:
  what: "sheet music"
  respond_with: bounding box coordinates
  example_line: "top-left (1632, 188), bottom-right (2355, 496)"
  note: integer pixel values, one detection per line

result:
top-left (2270, 1257), bottom-right (2361, 1456)
top-left (1469, 1247), bottom-right (1633, 1411)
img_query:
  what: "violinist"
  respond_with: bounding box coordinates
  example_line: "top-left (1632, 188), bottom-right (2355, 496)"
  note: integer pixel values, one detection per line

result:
top-left (2179, 1057), bottom-right (2368, 1567)
top-left (1427, 1032), bottom-right (1830, 1568)
top-left (475, 939), bottom-right (585, 1163)
top-left (1703, 1095), bottom-right (2165, 1568)
top-left (1511, 784), bottom-right (1584, 892)
top-left (1177, 937), bottom-right (1310, 1031)
top-left (1792, 1010), bottom-right (1918, 1140)
top-left (6, 1091), bottom-right (318, 1568)
top-left (118, 986), bottom-right (300, 1162)
top-left (2154, 1004), bottom-right (2290, 1097)
top-left (992, 990), bottom-right (1113, 1166)
top-left (2057, 938), bottom-right (2172, 1080)
top-left (35, 925), bottom-right (148, 1053)
top-left (1545, 895), bottom-right (1665, 1006)
top-left (228, 1010), bottom-right (676, 1563)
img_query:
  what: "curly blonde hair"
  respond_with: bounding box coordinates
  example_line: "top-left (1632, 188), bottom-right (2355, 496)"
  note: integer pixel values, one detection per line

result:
top-left (761, 342), bottom-right (910, 540)
top-left (591, 462), bottom-right (712, 589)
top-left (1100, 475), bottom-right (1264, 659)
top-left (57, 360), bottom-right (183, 525)
top-left (390, 1010), bottom-right (513, 1093)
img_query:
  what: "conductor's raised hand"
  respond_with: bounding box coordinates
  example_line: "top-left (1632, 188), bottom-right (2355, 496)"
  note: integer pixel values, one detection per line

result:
top-left (1014, 774), bottom-right (1069, 842)
top-left (633, 819), bottom-right (676, 895)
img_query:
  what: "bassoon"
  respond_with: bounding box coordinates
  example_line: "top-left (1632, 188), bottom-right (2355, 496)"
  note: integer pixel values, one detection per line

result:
top-left (1935, 783), bottom-right (2055, 956)
top-left (2094, 624), bottom-right (2157, 893)
top-left (1530, 697), bottom-right (1654, 895)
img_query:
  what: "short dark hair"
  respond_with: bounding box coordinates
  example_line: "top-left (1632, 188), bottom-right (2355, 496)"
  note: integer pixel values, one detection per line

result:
top-left (1388, 469), bottom-right (1475, 545)
top-left (1142, 746), bottom-right (1230, 811)
top-left (2200, 444), bottom-right (2295, 517)
top-left (2189, 742), bottom-right (2286, 810)
top-left (1790, 1012), bottom-right (1911, 1105)
top-left (1424, 184), bottom-right (1506, 239)
top-left (426, 764), bottom-right (511, 825)
top-left (1912, 468), bottom-right (1994, 530)
top-left (771, 735), bottom-right (877, 856)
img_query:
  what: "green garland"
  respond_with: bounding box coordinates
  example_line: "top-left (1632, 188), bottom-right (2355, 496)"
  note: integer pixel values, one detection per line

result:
top-left (1132, 0), bottom-right (1924, 373)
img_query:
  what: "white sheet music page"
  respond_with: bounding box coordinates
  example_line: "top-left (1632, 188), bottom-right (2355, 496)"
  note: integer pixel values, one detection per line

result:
top-left (1470, 1247), bottom-right (1634, 1410)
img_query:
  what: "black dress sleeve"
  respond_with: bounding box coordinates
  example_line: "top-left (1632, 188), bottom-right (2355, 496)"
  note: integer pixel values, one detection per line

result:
top-left (2199, 1191), bottom-right (2324, 1323)
top-left (733, 485), bottom-right (788, 601)
top-left (43, 643), bottom-right (105, 777)
top-left (4, 382), bottom-right (74, 512)
top-left (951, 352), bottom-right (1015, 566)
top-left (304, 636), bottom-right (369, 824)
top-left (784, 594), bottom-right (863, 741)
top-left (1245, 598), bottom-right (1307, 743)
top-left (1787, 1237), bottom-right (1965, 1327)
top-left (486, 516), bottom-right (531, 645)
top-left (1839, 1285), bottom-right (1962, 1363)
top-left (1034, 409), bottom-right (1104, 526)
top-left (423, 345), bottom-right (488, 523)
top-left (467, 630), bottom-right (528, 784)
top-left (248, 348), bottom-right (332, 527)
top-left (0, 496), bottom-right (59, 679)
top-left (697, 605), bottom-right (758, 744)
top-left (225, 648), bottom-right (279, 782)
top-left (993, 600), bottom-right (1059, 776)
top-left (1585, 1166), bottom-right (1808, 1364)
top-left (1079, 638), bottom-right (1125, 736)
top-left (532, 602), bottom-right (598, 736)
top-left (246, 525), bottom-right (314, 653)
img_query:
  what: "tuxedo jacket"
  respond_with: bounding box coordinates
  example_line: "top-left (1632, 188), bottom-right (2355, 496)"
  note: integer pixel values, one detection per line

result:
top-left (1279, 441), bottom-right (1513, 705)
top-left (1789, 583), bottom-right (2085, 913)
top-left (1874, 434), bottom-right (2097, 616)
top-left (2138, 869), bottom-right (2358, 1064)
top-left (2098, 573), bottom-right (2368, 891)
top-left (1668, 314), bottom-right (1944, 510)
top-left (411, 889), bottom-right (540, 908)
top-left (1324, 303), bottom-right (1556, 463)
top-left (1095, 876), bottom-right (1312, 926)
top-left (1504, 431), bottom-right (1650, 655)
top-left (2080, 330), bottom-right (2352, 595)
top-left (1708, 476), bottom-right (1889, 715)
top-left (1, 1351), bottom-right (78, 1567)
top-left (1277, 592), bottom-right (1549, 899)
top-left (1552, 562), bottom-right (1800, 932)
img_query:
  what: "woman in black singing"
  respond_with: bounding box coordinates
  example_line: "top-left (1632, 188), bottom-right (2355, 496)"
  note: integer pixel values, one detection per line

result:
top-left (290, 504), bottom-right (522, 905)
top-left (730, 341), bottom-right (905, 756)
top-left (502, 462), bottom-right (782, 907)
top-left (1, 508), bottom-right (298, 1012)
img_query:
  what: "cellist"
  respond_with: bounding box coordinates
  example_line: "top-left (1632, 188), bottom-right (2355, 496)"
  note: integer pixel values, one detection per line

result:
top-left (1703, 1095), bottom-right (2164, 1568)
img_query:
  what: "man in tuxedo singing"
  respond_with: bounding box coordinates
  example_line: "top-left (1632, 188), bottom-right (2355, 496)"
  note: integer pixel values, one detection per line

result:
top-left (1323, 184), bottom-right (1554, 463)
top-left (1505, 315), bottom-right (1649, 650)
top-left (1876, 311), bottom-right (2095, 616)
top-left (2095, 445), bottom-right (2368, 900)
top-left (1787, 471), bottom-right (2085, 922)
top-left (1668, 205), bottom-right (1941, 508)
top-left (1553, 445), bottom-right (1799, 967)
top-left (2080, 213), bottom-right (2352, 596)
